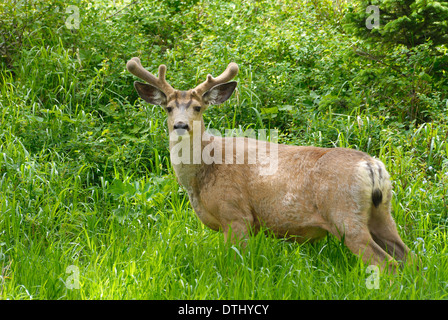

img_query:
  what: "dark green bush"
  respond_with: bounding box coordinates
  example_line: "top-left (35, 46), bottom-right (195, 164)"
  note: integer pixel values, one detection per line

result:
top-left (343, 0), bottom-right (448, 48)
top-left (342, 0), bottom-right (448, 122)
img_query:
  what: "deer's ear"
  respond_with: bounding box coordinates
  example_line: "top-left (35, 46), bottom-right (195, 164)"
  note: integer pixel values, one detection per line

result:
top-left (202, 81), bottom-right (237, 106)
top-left (134, 81), bottom-right (167, 106)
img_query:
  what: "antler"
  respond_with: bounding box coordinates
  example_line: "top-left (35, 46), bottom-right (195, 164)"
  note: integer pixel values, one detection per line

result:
top-left (193, 62), bottom-right (239, 95)
top-left (126, 57), bottom-right (174, 96)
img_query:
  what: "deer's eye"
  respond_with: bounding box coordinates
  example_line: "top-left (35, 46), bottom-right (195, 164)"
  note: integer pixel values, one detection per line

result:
top-left (193, 106), bottom-right (201, 112)
top-left (166, 107), bottom-right (173, 113)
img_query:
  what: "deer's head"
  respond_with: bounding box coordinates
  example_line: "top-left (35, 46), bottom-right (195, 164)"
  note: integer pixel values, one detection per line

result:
top-left (126, 57), bottom-right (238, 136)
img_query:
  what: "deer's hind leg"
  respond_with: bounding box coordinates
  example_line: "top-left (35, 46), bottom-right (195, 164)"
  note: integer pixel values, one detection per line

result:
top-left (368, 199), bottom-right (417, 266)
top-left (326, 209), bottom-right (399, 273)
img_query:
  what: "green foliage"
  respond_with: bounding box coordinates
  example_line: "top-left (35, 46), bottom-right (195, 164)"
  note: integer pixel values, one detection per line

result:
top-left (348, 41), bottom-right (448, 122)
top-left (106, 175), bottom-right (177, 223)
top-left (342, 0), bottom-right (448, 122)
top-left (0, 0), bottom-right (74, 69)
top-left (344, 0), bottom-right (448, 48)
top-left (1, 0), bottom-right (448, 300)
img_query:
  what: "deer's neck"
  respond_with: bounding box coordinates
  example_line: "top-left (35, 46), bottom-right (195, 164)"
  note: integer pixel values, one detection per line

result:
top-left (169, 119), bottom-right (217, 187)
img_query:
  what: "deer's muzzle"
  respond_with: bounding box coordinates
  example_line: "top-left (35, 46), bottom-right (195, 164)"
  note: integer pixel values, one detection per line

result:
top-left (173, 122), bottom-right (190, 135)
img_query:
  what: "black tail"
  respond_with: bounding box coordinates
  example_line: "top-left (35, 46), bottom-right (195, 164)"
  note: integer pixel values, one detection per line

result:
top-left (372, 188), bottom-right (383, 208)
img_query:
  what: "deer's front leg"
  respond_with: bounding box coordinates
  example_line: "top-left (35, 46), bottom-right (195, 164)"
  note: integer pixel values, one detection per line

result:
top-left (219, 203), bottom-right (255, 248)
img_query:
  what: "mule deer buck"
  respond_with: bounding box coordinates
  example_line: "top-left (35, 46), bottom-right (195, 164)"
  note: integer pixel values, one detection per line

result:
top-left (126, 57), bottom-right (417, 272)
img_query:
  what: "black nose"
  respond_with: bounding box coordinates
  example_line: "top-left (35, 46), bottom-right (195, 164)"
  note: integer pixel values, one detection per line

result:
top-left (173, 122), bottom-right (189, 131)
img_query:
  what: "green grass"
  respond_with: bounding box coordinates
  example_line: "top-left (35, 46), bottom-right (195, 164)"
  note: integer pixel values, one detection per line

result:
top-left (1, 0), bottom-right (448, 300)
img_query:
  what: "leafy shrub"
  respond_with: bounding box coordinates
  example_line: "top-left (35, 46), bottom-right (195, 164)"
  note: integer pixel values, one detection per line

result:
top-left (344, 0), bottom-right (448, 48)
top-left (342, 0), bottom-right (448, 122)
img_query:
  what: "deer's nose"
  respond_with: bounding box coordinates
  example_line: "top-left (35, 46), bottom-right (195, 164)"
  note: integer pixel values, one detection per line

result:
top-left (173, 122), bottom-right (189, 133)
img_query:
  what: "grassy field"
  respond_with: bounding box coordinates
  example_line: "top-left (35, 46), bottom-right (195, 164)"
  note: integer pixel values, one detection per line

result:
top-left (1, 0), bottom-right (448, 300)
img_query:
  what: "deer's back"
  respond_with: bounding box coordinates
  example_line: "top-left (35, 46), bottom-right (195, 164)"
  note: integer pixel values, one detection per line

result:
top-left (195, 139), bottom-right (382, 239)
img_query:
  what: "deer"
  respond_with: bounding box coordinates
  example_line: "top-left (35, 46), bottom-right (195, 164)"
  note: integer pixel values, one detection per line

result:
top-left (126, 57), bottom-right (418, 272)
